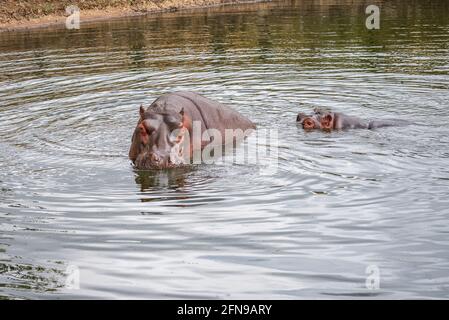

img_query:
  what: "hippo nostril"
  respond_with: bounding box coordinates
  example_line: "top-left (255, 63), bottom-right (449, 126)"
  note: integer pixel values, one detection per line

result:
top-left (149, 153), bottom-right (174, 168)
top-left (150, 153), bottom-right (161, 163)
top-left (160, 156), bottom-right (171, 167)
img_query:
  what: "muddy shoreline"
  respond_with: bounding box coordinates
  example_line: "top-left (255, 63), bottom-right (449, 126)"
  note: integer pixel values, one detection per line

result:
top-left (0, 0), bottom-right (264, 33)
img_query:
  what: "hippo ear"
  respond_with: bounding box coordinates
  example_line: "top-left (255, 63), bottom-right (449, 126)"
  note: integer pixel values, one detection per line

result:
top-left (296, 112), bottom-right (307, 122)
top-left (179, 107), bottom-right (184, 117)
top-left (321, 114), bottom-right (333, 128)
top-left (139, 105), bottom-right (145, 119)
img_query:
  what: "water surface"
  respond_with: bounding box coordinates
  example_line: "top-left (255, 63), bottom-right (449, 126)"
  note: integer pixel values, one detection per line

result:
top-left (1, 0), bottom-right (449, 299)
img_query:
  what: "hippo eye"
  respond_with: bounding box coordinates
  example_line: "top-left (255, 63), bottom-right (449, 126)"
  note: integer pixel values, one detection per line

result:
top-left (168, 121), bottom-right (180, 128)
top-left (164, 114), bottom-right (182, 128)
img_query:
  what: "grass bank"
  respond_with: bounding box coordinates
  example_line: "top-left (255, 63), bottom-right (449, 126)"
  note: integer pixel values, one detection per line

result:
top-left (0, 0), bottom-right (258, 31)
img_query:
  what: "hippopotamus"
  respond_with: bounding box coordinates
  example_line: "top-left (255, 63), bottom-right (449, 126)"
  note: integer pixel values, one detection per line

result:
top-left (297, 108), bottom-right (409, 131)
top-left (129, 91), bottom-right (256, 169)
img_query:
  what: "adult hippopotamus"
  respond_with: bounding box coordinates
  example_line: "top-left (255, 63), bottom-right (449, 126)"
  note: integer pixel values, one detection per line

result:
top-left (129, 91), bottom-right (256, 169)
top-left (297, 108), bottom-right (409, 131)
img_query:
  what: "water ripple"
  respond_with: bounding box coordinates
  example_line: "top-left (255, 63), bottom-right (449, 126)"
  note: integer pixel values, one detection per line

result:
top-left (1, 0), bottom-right (449, 299)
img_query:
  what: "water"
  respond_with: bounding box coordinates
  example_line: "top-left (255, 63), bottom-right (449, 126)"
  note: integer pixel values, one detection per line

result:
top-left (1, 0), bottom-right (449, 299)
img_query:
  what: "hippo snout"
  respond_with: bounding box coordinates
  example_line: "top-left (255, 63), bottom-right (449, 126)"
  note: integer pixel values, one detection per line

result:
top-left (150, 152), bottom-right (171, 168)
top-left (144, 152), bottom-right (173, 169)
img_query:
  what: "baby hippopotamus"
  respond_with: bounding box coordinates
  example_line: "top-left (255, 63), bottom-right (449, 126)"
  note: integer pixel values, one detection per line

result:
top-left (297, 108), bottom-right (409, 131)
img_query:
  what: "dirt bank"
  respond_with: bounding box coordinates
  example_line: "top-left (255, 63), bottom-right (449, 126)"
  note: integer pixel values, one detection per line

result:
top-left (0, 0), bottom-right (260, 32)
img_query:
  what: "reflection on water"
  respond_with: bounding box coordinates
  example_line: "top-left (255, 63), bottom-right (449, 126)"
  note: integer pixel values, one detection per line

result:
top-left (1, 0), bottom-right (449, 299)
top-left (135, 169), bottom-right (190, 192)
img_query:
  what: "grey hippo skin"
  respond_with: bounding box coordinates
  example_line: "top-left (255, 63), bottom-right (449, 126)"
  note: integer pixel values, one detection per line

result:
top-left (129, 91), bottom-right (256, 169)
top-left (297, 108), bottom-right (409, 131)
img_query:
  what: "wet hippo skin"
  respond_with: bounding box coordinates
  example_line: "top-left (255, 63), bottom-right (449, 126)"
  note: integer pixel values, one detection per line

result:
top-left (129, 91), bottom-right (256, 169)
top-left (297, 108), bottom-right (409, 131)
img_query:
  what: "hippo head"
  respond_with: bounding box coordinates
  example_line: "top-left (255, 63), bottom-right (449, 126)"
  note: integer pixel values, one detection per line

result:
top-left (296, 112), bottom-right (322, 130)
top-left (129, 106), bottom-right (189, 169)
top-left (320, 113), bottom-right (334, 131)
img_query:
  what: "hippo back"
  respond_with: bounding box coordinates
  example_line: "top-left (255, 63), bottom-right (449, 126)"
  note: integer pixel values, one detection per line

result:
top-left (147, 91), bottom-right (256, 140)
